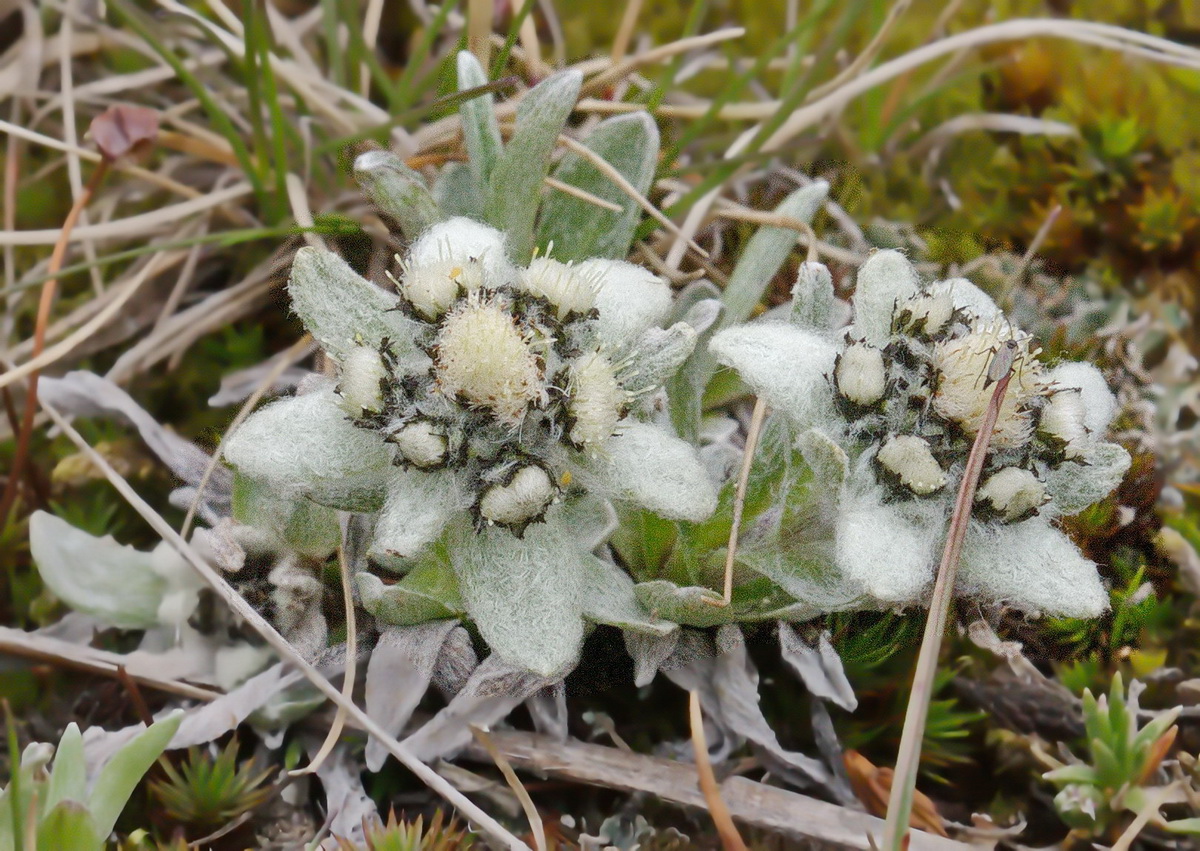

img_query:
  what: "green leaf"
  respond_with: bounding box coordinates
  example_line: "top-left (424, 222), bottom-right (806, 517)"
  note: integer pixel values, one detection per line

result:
top-left (633, 581), bottom-right (737, 627)
top-left (719, 180), bottom-right (829, 328)
top-left (609, 504), bottom-right (678, 580)
top-left (231, 472), bottom-right (340, 559)
top-left (89, 710), bottom-right (183, 839)
top-left (457, 51), bottom-right (504, 190)
top-left (357, 554), bottom-right (465, 626)
top-left (44, 724), bottom-right (86, 815)
top-left (667, 279), bottom-right (724, 441)
top-left (353, 151), bottom-right (444, 241)
top-left (1164, 818), bottom-right (1200, 835)
top-left (483, 69), bottom-right (582, 263)
top-left (580, 554), bottom-right (676, 636)
top-left (537, 112), bottom-right (659, 261)
top-left (432, 162), bottom-right (484, 219)
top-left (36, 801), bottom-right (103, 851)
top-left (1042, 764), bottom-right (1100, 786)
top-left (29, 512), bottom-right (166, 630)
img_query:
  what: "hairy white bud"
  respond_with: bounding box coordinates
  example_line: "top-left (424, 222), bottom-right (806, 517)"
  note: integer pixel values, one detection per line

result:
top-left (1038, 388), bottom-right (1089, 460)
top-left (894, 291), bottom-right (955, 337)
top-left (521, 257), bottom-right (598, 320)
top-left (400, 257), bottom-right (483, 320)
top-left (976, 467), bottom-right (1047, 523)
top-left (479, 465), bottom-right (555, 528)
top-left (567, 351), bottom-right (627, 449)
top-left (338, 345), bottom-right (388, 414)
top-left (434, 293), bottom-right (547, 424)
top-left (835, 341), bottom-right (887, 407)
top-left (388, 420), bottom-right (448, 468)
top-left (876, 434), bottom-right (946, 496)
top-left (932, 320), bottom-right (1042, 448)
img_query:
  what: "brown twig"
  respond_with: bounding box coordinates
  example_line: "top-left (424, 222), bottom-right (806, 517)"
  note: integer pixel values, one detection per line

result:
top-left (689, 691), bottom-right (748, 851)
top-left (882, 352), bottom-right (1016, 850)
top-left (0, 161), bottom-right (108, 523)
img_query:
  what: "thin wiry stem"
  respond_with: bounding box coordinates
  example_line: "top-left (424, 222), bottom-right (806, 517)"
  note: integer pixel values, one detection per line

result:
top-left (882, 359), bottom-right (1015, 850)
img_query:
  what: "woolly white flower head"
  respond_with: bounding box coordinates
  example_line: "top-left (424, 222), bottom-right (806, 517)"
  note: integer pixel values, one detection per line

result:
top-left (434, 290), bottom-right (547, 424)
top-left (931, 320), bottom-right (1044, 449)
top-left (521, 257), bottom-right (599, 320)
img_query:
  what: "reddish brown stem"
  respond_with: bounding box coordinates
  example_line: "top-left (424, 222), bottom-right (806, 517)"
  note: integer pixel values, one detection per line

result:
top-left (0, 161), bottom-right (109, 522)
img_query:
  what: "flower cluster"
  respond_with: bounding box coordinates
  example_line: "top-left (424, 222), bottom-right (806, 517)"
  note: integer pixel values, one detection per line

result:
top-left (710, 251), bottom-right (1131, 617)
top-left (224, 218), bottom-right (717, 675)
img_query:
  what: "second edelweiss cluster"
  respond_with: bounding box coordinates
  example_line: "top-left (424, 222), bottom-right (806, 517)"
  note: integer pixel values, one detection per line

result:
top-left (711, 250), bottom-right (1131, 617)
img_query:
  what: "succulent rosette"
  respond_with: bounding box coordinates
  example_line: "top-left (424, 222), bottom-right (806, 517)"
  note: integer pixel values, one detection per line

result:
top-left (224, 218), bottom-right (717, 675)
top-left (707, 250), bottom-right (1131, 618)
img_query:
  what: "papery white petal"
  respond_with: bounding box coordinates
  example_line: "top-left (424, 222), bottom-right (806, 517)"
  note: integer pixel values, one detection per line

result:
top-left (927, 277), bottom-right (1001, 321)
top-left (573, 422), bottom-right (717, 521)
top-left (370, 468), bottom-right (467, 565)
top-left (957, 517), bottom-right (1108, 617)
top-left (709, 323), bottom-right (837, 431)
top-left (849, 250), bottom-right (920, 345)
top-left (1044, 442), bottom-right (1131, 516)
top-left (408, 216), bottom-right (513, 285)
top-left (580, 258), bottom-right (672, 350)
top-left (835, 491), bottom-right (939, 604)
top-left (450, 509), bottom-right (586, 677)
top-left (1045, 361), bottom-right (1119, 435)
top-left (223, 386), bottom-right (394, 511)
top-left (288, 248), bottom-right (425, 368)
top-left (29, 511), bottom-right (166, 630)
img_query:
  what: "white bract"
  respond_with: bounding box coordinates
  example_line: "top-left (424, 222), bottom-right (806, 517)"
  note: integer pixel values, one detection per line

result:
top-left (709, 249), bottom-right (1131, 618)
top-left (223, 218), bottom-right (717, 676)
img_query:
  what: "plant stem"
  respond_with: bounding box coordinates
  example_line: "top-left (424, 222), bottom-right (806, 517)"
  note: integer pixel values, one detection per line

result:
top-left (881, 365), bottom-right (1014, 850)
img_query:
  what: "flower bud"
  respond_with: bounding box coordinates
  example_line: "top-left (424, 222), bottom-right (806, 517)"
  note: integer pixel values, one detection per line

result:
top-left (894, 291), bottom-right (955, 338)
top-left (975, 467), bottom-right (1048, 523)
top-left (521, 257), bottom-right (598, 320)
top-left (387, 419), bottom-right (449, 469)
top-left (338, 344), bottom-right (388, 414)
top-left (478, 464), bottom-right (556, 531)
top-left (835, 341), bottom-right (887, 409)
top-left (1038, 388), bottom-right (1089, 460)
top-left (567, 351), bottom-right (627, 449)
top-left (876, 434), bottom-right (946, 496)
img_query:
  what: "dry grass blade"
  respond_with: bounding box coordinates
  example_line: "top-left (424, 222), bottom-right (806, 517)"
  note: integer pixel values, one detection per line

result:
top-left (710, 397), bottom-right (767, 607)
top-left (290, 544), bottom-right (357, 778)
top-left (543, 176), bottom-right (623, 212)
top-left (1111, 783), bottom-right (1180, 851)
top-left (881, 357), bottom-right (1017, 851)
top-left (36, 399), bottom-right (531, 851)
top-left (689, 691), bottom-right (748, 851)
top-left (556, 134), bottom-right (709, 260)
top-left (471, 724), bottom-right (546, 851)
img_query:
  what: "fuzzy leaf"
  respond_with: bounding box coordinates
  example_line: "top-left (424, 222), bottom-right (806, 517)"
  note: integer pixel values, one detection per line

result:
top-left (667, 279), bottom-right (725, 441)
top-left (29, 511), bottom-right (165, 630)
top-left (450, 508), bottom-right (586, 677)
top-left (231, 472), bottom-right (340, 559)
top-left (633, 581), bottom-right (738, 627)
top-left (850, 249), bottom-right (921, 346)
top-left (790, 261), bottom-right (837, 333)
top-left (223, 386), bottom-right (394, 512)
top-left (456, 51), bottom-right (503, 190)
top-left (36, 801), bottom-right (102, 851)
top-left (1045, 441), bottom-right (1131, 516)
top-left (432, 162), bottom-right (483, 219)
top-left (580, 555), bottom-right (677, 635)
top-left (573, 422), bottom-right (717, 522)
top-left (89, 710), bottom-right (182, 839)
top-left (484, 69), bottom-right (582, 262)
top-left (369, 468), bottom-right (466, 566)
top-left (353, 150), bottom-right (443, 241)
top-left (537, 112), bottom-right (659, 261)
top-left (585, 258), bottom-right (674, 352)
top-left (357, 557), bottom-right (465, 626)
top-left (44, 724), bottom-right (86, 814)
top-left (287, 247), bottom-right (426, 368)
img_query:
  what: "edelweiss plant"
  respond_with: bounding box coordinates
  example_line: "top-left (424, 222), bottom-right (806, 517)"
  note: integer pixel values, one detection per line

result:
top-left (707, 250), bottom-right (1131, 616)
top-left (224, 218), bottom-right (716, 676)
